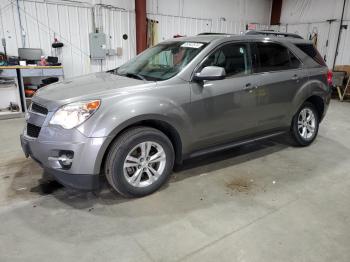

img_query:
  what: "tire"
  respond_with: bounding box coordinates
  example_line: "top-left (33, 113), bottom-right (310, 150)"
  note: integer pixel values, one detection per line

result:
top-left (290, 102), bottom-right (319, 146)
top-left (105, 127), bottom-right (175, 197)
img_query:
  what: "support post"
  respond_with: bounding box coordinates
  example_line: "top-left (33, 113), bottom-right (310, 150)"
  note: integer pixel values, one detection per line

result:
top-left (135, 0), bottom-right (147, 54)
top-left (270, 0), bottom-right (282, 25)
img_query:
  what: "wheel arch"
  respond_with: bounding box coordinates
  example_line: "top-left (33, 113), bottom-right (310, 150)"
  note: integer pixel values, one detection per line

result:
top-left (95, 117), bottom-right (184, 175)
top-left (305, 95), bottom-right (325, 121)
top-left (290, 78), bottom-right (330, 124)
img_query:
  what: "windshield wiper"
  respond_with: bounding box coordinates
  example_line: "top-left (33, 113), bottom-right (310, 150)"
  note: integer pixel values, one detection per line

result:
top-left (123, 73), bottom-right (147, 81)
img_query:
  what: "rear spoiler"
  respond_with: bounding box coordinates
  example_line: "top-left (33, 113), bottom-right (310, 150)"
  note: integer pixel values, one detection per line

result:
top-left (246, 30), bottom-right (303, 39)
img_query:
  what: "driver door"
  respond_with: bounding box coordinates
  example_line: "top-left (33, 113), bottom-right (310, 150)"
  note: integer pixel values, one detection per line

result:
top-left (189, 42), bottom-right (259, 150)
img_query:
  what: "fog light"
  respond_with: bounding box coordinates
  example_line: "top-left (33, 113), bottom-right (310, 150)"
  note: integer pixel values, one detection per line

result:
top-left (48, 150), bottom-right (74, 169)
top-left (58, 154), bottom-right (73, 166)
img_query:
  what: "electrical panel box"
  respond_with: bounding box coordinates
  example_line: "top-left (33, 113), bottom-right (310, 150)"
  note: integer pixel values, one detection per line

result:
top-left (89, 33), bottom-right (107, 60)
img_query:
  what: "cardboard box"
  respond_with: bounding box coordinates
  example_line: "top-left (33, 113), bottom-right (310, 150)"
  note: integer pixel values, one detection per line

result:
top-left (334, 65), bottom-right (350, 77)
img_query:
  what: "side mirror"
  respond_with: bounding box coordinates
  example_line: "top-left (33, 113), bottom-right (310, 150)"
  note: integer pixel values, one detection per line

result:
top-left (193, 66), bottom-right (226, 81)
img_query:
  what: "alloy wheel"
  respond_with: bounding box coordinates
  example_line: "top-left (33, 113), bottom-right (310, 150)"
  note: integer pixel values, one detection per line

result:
top-left (297, 108), bottom-right (316, 140)
top-left (123, 141), bottom-right (166, 188)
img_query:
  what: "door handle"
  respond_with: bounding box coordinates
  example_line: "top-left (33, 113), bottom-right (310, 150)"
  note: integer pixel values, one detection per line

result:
top-left (292, 74), bottom-right (300, 81)
top-left (244, 83), bottom-right (258, 92)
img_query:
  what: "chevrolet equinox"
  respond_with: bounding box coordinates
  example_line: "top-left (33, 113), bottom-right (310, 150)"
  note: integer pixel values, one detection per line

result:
top-left (20, 31), bottom-right (332, 197)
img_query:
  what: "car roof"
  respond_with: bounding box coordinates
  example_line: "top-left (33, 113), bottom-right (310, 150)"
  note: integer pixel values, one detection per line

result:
top-left (162, 33), bottom-right (312, 45)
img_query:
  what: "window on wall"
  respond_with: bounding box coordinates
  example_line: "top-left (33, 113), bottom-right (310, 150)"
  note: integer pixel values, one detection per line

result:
top-left (254, 42), bottom-right (301, 73)
top-left (200, 43), bottom-right (251, 77)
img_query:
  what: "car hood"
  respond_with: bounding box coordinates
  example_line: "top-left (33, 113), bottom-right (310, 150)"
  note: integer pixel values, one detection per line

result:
top-left (32, 72), bottom-right (155, 111)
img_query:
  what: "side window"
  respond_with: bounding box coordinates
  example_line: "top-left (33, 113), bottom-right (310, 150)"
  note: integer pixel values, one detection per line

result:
top-left (255, 42), bottom-right (300, 72)
top-left (200, 43), bottom-right (251, 77)
top-left (296, 44), bottom-right (326, 66)
top-left (289, 51), bottom-right (302, 69)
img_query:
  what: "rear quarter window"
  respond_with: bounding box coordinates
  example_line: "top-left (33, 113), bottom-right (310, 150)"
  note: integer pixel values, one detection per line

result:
top-left (296, 44), bottom-right (326, 66)
top-left (254, 42), bottom-right (301, 73)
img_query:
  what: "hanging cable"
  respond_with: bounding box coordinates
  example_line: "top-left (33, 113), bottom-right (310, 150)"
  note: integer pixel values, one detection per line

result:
top-left (333, 0), bottom-right (347, 69)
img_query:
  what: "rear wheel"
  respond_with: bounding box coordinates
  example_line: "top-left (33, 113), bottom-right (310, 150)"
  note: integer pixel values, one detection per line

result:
top-left (290, 102), bottom-right (319, 146)
top-left (105, 127), bottom-right (174, 197)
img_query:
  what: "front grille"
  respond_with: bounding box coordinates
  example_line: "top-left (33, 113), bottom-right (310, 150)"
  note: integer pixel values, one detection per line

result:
top-left (27, 123), bottom-right (41, 138)
top-left (31, 103), bottom-right (48, 115)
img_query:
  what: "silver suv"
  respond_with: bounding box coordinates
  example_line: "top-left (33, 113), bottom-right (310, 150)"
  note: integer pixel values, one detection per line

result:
top-left (20, 31), bottom-right (332, 197)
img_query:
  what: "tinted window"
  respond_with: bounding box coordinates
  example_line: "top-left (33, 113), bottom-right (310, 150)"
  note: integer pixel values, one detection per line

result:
top-left (290, 51), bottom-right (302, 69)
top-left (201, 43), bottom-right (251, 77)
top-left (296, 44), bottom-right (326, 66)
top-left (255, 42), bottom-right (300, 72)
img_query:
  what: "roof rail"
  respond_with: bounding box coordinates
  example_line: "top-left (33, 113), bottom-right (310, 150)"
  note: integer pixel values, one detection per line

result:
top-left (246, 30), bottom-right (303, 39)
top-left (197, 32), bottom-right (231, 36)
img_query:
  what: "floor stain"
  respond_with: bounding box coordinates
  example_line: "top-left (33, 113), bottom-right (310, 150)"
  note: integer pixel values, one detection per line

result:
top-left (0, 157), bottom-right (28, 168)
top-left (226, 177), bottom-right (254, 193)
top-left (4, 158), bottom-right (62, 203)
top-left (30, 180), bottom-right (63, 195)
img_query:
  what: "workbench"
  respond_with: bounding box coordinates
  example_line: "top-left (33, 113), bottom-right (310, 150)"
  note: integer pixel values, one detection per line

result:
top-left (0, 66), bottom-right (64, 120)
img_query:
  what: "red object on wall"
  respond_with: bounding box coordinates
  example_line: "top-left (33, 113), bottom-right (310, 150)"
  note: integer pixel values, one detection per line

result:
top-left (135, 0), bottom-right (147, 54)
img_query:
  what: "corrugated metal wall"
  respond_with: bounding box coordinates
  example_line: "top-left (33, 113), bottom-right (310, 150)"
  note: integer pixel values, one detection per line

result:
top-left (0, 0), bottom-right (274, 78)
top-left (335, 20), bottom-right (350, 65)
top-left (0, 0), bottom-right (136, 78)
top-left (146, 15), bottom-right (259, 42)
top-left (266, 21), bottom-right (348, 68)
top-left (146, 13), bottom-right (212, 41)
top-left (211, 19), bottom-right (246, 34)
top-left (279, 0), bottom-right (350, 68)
top-left (147, 0), bottom-right (272, 25)
top-left (284, 22), bottom-right (339, 66)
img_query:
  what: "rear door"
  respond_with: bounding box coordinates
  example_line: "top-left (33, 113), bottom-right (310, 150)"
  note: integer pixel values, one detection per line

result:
top-left (250, 41), bottom-right (308, 131)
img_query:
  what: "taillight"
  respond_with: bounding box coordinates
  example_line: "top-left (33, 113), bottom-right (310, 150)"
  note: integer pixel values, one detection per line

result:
top-left (327, 70), bottom-right (333, 86)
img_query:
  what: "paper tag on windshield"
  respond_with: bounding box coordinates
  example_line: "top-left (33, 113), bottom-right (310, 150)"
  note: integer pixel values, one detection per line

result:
top-left (181, 42), bottom-right (204, 49)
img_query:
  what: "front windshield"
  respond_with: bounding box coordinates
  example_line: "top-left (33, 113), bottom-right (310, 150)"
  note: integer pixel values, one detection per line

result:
top-left (115, 41), bottom-right (207, 81)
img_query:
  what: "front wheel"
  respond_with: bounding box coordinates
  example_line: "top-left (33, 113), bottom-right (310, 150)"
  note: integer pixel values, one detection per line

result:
top-left (290, 102), bottom-right (319, 146)
top-left (105, 127), bottom-right (175, 197)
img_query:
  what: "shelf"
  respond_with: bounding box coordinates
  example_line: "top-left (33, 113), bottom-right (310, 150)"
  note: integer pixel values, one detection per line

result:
top-left (0, 111), bottom-right (23, 120)
top-left (0, 67), bottom-right (64, 118)
top-left (0, 66), bottom-right (63, 69)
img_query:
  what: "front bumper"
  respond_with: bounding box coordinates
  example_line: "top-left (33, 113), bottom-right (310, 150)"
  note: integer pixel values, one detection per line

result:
top-left (20, 125), bottom-right (108, 190)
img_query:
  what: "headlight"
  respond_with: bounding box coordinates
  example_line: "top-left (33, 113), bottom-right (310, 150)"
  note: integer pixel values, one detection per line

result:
top-left (50, 100), bottom-right (100, 129)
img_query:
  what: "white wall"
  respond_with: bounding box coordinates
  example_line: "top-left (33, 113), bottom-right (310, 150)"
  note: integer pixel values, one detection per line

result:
top-left (147, 0), bottom-right (272, 42)
top-left (0, 0), bottom-right (136, 78)
top-left (0, 0), bottom-right (273, 78)
top-left (279, 0), bottom-right (350, 67)
top-left (280, 0), bottom-right (349, 24)
top-left (147, 0), bottom-right (272, 23)
top-left (78, 0), bottom-right (135, 10)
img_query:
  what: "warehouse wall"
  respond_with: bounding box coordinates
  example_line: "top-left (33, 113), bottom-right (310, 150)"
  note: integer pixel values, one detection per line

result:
top-left (0, 0), bottom-right (272, 78)
top-left (0, 0), bottom-right (136, 78)
top-left (147, 0), bottom-right (272, 23)
top-left (147, 0), bottom-right (272, 42)
top-left (279, 0), bottom-right (350, 67)
top-left (280, 0), bottom-right (350, 23)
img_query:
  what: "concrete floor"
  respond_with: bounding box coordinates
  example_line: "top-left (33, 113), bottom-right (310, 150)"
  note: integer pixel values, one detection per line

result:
top-left (0, 100), bottom-right (350, 262)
